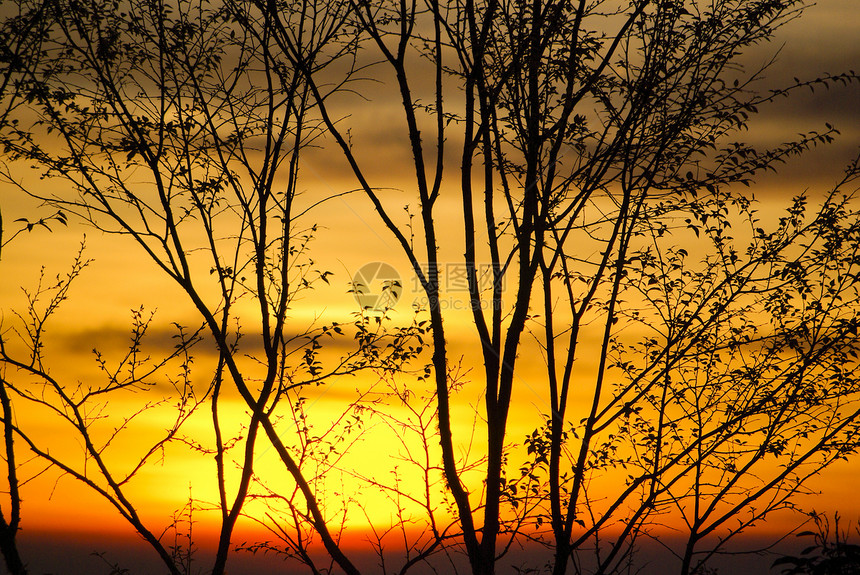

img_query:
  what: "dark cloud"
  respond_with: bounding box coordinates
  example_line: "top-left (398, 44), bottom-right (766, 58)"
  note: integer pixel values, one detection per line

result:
top-left (52, 322), bottom-right (377, 360)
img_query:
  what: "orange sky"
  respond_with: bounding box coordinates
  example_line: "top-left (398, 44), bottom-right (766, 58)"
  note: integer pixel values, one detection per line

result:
top-left (1, 1), bottom-right (859, 573)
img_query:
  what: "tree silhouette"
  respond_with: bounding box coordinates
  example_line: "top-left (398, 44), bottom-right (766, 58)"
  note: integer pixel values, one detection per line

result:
top-left (773, 513), bottom-right (860, 575)
top-left (0, 1), bottom-right (418, 574)
top-left (263, 0), bottom-right (860, 573)
top-left (1, 0), bottom-right (859, 574)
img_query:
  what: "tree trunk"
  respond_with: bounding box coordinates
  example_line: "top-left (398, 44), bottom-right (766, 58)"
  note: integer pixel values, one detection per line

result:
top-left (0, 526), bottom-right (26, 575)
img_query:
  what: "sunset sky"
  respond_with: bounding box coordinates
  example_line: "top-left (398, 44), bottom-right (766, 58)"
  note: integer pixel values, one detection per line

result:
top-left (1, 0), bottom-right (859, 573)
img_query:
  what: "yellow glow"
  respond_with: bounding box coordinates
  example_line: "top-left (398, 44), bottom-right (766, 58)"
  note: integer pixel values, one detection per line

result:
top-left (2, 2), bottom-right (859, 572)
